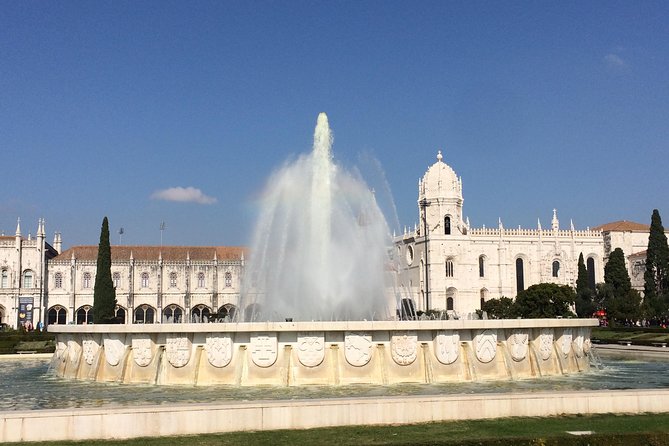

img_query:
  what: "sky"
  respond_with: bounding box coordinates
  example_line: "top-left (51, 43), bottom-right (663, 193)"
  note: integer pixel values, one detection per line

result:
top-left (2, 1), bottom-right (668, 250)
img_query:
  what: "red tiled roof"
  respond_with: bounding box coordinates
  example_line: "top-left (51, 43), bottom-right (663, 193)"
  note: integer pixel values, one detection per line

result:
top-left (53, 246), bottom-right (246, 262)
top-left (628, 250), bottom-right (648, 258)
top-left (591, 220), bottom-right (649, 232)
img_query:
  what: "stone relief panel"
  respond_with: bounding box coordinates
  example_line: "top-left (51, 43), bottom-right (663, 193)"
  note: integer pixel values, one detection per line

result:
top-left (344, 332), bottom-right (373, 367)
top-left (104, 334), bottom-right (126, 366)
top-left (434, 330), bottom-right (460, 365)
top-left (507, 330), bottom-right (529, 362)
top-left (67, 339), bottom-right (82, 364)
top-left (474, 329), bottom-right (497, 363)
top-left (391, 331), bottom-right (418, 366)
top-left (297, 332), bottom-right (325, 368)
top-left (82, 334), bottom-right (100, 366)
top-left (55, 336), bottom-right (68, 363)
top-left (132, 335), bottom-right (153, 367)
top-left (573, 329), bottom-right (585, 358)
top-left (250, 333), bottom-right (278, 368)
top-left (204, 335), bottom-right (233, 368)
top-left (538, 328), bottom-right (554, 361)
top-left (166, 335), bottom-right (192, 368)
top-left (560, 328), bottom-right (573, 357)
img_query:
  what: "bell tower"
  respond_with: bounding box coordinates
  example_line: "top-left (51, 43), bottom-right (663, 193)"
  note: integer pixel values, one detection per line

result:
top-left (418, 150), bottom-right (464, 236)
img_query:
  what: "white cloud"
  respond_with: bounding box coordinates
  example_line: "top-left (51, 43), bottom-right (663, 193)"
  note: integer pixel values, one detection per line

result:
top-left (150, 187), bottom-right (217, 205)
top-left (604, 53), bottom-right (626, 68)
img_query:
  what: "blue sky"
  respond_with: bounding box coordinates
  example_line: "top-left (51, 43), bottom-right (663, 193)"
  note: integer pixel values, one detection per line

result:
top-left (2, 1), bottom-right (668, 249)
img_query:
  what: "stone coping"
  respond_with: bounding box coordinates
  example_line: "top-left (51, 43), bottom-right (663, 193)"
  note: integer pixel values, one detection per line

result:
top-left (48, 318), bottom-right (598, 334)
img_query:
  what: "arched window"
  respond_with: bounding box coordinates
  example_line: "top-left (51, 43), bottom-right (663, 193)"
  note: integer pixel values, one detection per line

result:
top-left (134, 304), bottom-right (155, 324)
top-left (54, 272), bottom-right (63, 288)
top-left (141, 272), bottom-right (149, 288)
top-left (114, 305), bottom-right (126, 324)
top-left (516, 258), bottom-right (525, 294)
top-left (1, 269), bottom-right (7, 288)
top-left (225, 272), bottom-right (232, 287)
top-left (113, 272), bottom-right (121, 288)
top-left (444, 216), bottom-right (451, 235)
top-left (446, 297), bottom-right (454, 311)
top-left (446, 287), bottom-right (457, 311)
top-left (197, 272), bottom-right (205, 288)
top-left (445, 259), bottom-right (454, 278)
top-left (552, 260), bottom-right (560, 278)
top-left (47, 305), bottom-right (67, 325)
top-left (83, 272), bottom-right (92, 289)
top-left (479, 255), bottom-right (485, 278)
top-left (0, 305), bottom-right (5, 324)
top-left (169, 272), bottom-right (177, 288)
top-left (587, 257), bottom-right (596, 290)
top-left (76, 305), bottom-right (94, 324)
top-left (480, 288), bottom-right (487, 309)
top-left (217, 303), bottom-right (237, 322)
top-left (191, 304), bottom-right (211, 323)
top-left (23, 270), bottom-right (34, 289)
top-left (162, 304), bottom-right (183, 323)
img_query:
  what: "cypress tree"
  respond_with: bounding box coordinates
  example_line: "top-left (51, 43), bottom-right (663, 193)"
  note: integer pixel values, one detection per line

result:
top-left (93, 216), bottom-right (117, 323)
top-left (575, 252), bottom-right (595, 317)
top-left (604, 248), bottom-right (631, 296)
top-left (644, 209), bottom-right (669, 316)
top-left (603, 247), bottom-right (641, 323)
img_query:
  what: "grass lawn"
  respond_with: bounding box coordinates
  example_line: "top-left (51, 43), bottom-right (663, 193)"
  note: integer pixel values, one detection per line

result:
top-left (10, 413), bottom-right (669, 446)
top-left (592, 326), bottom-right (669, 345)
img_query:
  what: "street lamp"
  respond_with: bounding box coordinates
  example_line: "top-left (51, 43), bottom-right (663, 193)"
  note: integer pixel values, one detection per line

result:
top-left (419, 198), bottom-right (430, 311)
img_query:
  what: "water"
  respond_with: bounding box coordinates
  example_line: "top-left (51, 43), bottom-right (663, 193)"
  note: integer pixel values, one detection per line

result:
top-left (2, 357), bottom-right (669, 411)
top-left (240, 113), bottom-right (394, 322)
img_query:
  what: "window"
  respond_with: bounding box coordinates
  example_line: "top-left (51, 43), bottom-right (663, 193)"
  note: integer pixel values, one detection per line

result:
top-left (134, 304), bottom-right (155, 324)
top-left (446, 297), bottom-right (454, 311)
top-left (54, 272), bottom-right (63, 288)
top-left (162, 304), bottom-right (183, 323)
top-left (76, 305), bottom-right (94, 324)
top-left (552, 260), bottom-right (560, 278)
top-left (169, 272), bottom-right (177, 288)
top-left (1, 269), bottom-right (8, 288)
top-left (479, 255), bottom-right (485, 278)
top-left (191, 304), bottom-right (211, 323)
top-left (23, 270), bottom-right (34, 289)
top-left (445, 259), bottom-right (454, 277)
top-left (480, 289), bottom-right (487, 309)
top-left (113, 272), bottom-right (121, 288)
top-left (197, 272), bottom-right (205, 288)
top-left (516, 258), bottom-right (525, 294)
top-left (141, 272), bottom-right (149, 288)
top-left (0, 305), bottom-right (4, 324)
top-left (225, 272), bottom-right (232, 287)
top-left (444, 216), bottom-right (451, 235)
top-left (114, 305), bottom-right (126, 324)
top-left (83, 272), bottom-right (91, 289)
top-left (446, 287), bottom-right (456, 311)
top-left (587, 257), bottom-right (596, 290)
top-left (48, 305), bottom-right (67, 325)
top-left (217, 304), bottom-right (237, 322)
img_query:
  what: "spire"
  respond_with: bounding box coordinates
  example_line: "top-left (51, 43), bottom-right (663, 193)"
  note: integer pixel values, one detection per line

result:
top-left (498, 217), bottom-right (504, 230)
top-left (551, 209), bottom-right (559, 231)
top-left (570, 219), bottom-right (575, 231)
top-left (37, 218), bottom-right (45, 237)
top-left (436, 150), bottom-right (443, 162)
top-left (537, 218), bottom-right (542, 230)
top-left (15, 218), bottom-right (21, 237)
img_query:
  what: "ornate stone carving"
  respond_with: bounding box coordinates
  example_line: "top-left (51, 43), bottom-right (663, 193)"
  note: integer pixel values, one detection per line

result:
top-left (474, 329), bottom-right (497, 363)
top-left (55, 337), bottom-right (68, 363)
top-left (104, 334), bottom-right (126, 367)
top-left (434, 330), bottom-right (460, 365)
top-left (166, 335), bottom-right (192, 368)
top-left (344, 332), bottom-right (373, 367)
top-left (132, 336), bottom-right (153, 367)
top-left (67, 339), bottom-right (81, 364)
top-left (573, 329), bottom-right (585, 358)
top-left (82, 335), bottom-right (99, 366)
top-left (250, 333), bottom-right (277, 367)
top-left (538, 328), bottom-right (554, 360)
top-left (391, 331), bottom-right (418, 366)
top-left (560, 328), bottom-right (573, 357)
top-left (297, 332), bottom-right (325, 367)
top-left (507, 330), bottom-right (529, 362)
top-left (204, 335), bottom-right (233, 368)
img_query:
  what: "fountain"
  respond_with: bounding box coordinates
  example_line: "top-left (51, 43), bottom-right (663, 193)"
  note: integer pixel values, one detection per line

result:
top-left (48, 114), bottom-right (598, 387)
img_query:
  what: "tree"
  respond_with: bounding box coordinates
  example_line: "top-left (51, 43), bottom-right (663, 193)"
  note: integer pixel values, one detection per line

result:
top-left (93, 216), bottom-right (117, 323)
top-left (603, 247), bottom-right (641, 324)
top-left (644, 209), bottom-right (669, 317)
top-left (575, 252), bottom-right (595, 317)
top-left (514, 283), bottom-right (576, 318)
top-left (481, 296), bottom-right (517, 319)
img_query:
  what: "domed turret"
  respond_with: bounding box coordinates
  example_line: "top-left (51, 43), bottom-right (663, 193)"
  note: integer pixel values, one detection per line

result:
top-left (418, 150), bottom-right (464, 236)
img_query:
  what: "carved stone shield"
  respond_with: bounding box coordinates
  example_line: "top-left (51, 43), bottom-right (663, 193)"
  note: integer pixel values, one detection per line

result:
top-left (573, 329), bottom-right (584, 358)
top-left (55, 337), bottom-right (68, 363)
top-left (297, 332), bottom-right (325, 367)
top-left (391, 331), bottom-right (418, 366)
top-left (560, 328), bottom-right (573, 357)
top-left (82, 335), bottom-right (99, 366)
top-left (434, 330), bottom-right (460, 365)
top-left (474, 329), bottom-right (497, 363)
top-left (507, 330), bottom-right (529, 362)
top-left (204, 335), bottom-right (233, 368)
top-left (250, 333), bottom-right (277, 367)
top-left (538, 328), bottom-right (554, 360)
top-left (67, 339), bottom-right (81, 364)
top-left (132, 335), bottom-right (153, 367)
top-left (344, 332), bottom-right (373, 367)
top-left (166, 335), bottom-right (192, 368)
top-left (104, 334), bottom-right (126, 366)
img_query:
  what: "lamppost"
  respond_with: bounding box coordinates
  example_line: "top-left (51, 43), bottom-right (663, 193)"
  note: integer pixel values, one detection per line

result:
top-left (419, 198), bottom-right (430, 311)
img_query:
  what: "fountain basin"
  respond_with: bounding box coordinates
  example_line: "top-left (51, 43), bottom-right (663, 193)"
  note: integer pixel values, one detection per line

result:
top-left (49, 319), bottom-right (598, 386)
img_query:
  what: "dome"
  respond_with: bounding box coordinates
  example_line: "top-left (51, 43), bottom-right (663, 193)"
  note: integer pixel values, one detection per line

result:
top-left (420, 150), bottom-right (462, 200)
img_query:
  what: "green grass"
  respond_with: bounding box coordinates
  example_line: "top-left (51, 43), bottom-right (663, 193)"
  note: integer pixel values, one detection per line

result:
top-left (0, 330), bottom-right (55, 354)
top-left (592, 327), bottom-right (669, 345)
top-left (10, 413), bottom-right (669, 445)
